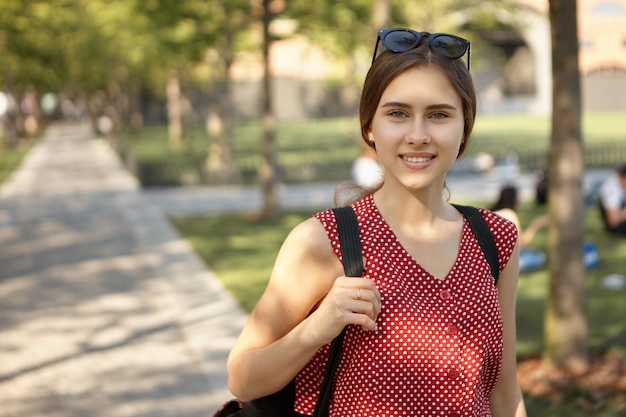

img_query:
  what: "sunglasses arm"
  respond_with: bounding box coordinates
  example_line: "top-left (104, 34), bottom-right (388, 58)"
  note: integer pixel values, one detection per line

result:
top-left (371, 38), bottom-right (381, 65)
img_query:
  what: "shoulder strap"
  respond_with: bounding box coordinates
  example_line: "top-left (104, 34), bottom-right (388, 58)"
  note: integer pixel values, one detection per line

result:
top-left (313, 206), bottom-right (364, 417)
top-left (332, 206), bottom-right (365, 277)
top-left (452, 204), bottom-right (500, 285)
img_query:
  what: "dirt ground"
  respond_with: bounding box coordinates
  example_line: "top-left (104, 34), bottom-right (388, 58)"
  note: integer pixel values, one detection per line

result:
top-left (517, 351), bottom-right (626, 411)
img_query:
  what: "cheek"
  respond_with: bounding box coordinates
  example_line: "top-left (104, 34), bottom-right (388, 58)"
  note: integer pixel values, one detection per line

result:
top-left (439, 123), bottom-right (465, 146)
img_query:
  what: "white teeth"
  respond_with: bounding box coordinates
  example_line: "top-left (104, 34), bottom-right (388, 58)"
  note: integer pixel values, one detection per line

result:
top-left (404, 156), bottom-right (432, 163)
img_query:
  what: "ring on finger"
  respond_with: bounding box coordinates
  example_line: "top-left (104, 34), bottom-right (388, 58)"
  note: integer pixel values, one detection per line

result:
top-left (356, 288), bottom-right (362, 300)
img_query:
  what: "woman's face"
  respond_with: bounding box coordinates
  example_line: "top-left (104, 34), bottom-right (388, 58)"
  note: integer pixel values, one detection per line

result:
top-left (369, 66), bottom-right (464, 193)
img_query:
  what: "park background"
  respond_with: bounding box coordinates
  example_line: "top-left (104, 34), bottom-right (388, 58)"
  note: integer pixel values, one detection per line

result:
top-left (2, 0), bottom-right (626, 416)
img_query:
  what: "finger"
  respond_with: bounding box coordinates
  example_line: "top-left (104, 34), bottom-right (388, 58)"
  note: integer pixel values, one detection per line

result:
top-left (346, 310), bottom-right (377, 332)
top-left (344, 298), bottom-right (380, 331)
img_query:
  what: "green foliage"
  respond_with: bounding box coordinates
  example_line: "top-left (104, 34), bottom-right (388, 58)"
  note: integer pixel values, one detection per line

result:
top-left (0, 0), bottom-right (255, 100)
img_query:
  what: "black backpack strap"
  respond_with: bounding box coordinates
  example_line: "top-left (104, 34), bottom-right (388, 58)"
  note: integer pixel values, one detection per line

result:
top-left (312, 207), bottom-right (364, 417)
top-left (452, 204), bottom-right (500, 285)
top-left (332, 206), bottom-right (365, 278)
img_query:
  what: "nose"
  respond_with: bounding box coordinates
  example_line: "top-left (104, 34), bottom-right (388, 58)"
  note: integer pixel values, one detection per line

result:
top-left (406, 120), bottom-right (430, 144)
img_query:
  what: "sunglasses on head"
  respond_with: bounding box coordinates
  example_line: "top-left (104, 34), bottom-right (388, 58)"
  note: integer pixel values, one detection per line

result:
top-left (372, 28), bottom-right (471, 70)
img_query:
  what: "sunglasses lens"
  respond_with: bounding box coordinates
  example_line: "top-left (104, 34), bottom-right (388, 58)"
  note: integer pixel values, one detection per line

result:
top-left (430, 35), bottom-right (467, 58)
top-left (382, 30), bottom-right (420, 52)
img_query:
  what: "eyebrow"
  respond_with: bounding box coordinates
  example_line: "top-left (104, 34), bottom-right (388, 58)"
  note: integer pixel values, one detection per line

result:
top-left (380, 101), bottom-right (458, 111)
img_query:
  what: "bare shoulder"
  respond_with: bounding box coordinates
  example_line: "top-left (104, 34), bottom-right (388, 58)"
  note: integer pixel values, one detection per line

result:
top-left (490, 208), bottom-right (520, 231)
top-left (277, 216), bottom-right (342, 279)
top-left (277, 216), bottom-right (340, 273)
top-left (260, 216), bottom-right (343, 318)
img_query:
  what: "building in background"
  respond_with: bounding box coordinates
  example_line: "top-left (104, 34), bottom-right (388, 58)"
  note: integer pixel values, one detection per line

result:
top-left (503, 0), bottom-right (626, 112)
top-left (227, 0), bottom-right (626, 120)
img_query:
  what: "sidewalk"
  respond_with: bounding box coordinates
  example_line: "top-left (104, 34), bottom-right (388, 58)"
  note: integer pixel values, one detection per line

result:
top-left (0, 123), bottom-right (246, 417)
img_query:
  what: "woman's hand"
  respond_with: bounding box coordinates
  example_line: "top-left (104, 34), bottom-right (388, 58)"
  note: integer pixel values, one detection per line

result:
top-left (305, 276), bottom-right (381, 345)
top-left (228, 218), bottom-right (379, 401)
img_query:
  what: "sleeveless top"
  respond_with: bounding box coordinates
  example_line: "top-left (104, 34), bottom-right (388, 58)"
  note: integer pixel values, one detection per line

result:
top-left (293, 194), bottom-right (517, 417)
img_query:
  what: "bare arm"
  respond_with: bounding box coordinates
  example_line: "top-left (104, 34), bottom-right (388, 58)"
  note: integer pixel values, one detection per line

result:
top-left (227, 217), bottom-right (380, 401)
top-left (519, 214), bottom-right (549, 248)
top-left (490, 241), bottom-right (528, 417)
top-left (604, 206), bottom-right (626, 229)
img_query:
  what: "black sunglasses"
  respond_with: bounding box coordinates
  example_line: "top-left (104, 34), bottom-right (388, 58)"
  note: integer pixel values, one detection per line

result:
top-left (372, 28), bottom-right (471, 70)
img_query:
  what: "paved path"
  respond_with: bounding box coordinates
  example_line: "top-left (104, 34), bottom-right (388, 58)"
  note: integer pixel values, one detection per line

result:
top-left (0, 124), bottom-right (246, 417)
top-left (0, 122), bottom-right (612, 417)
top-left (142, 164), bottom-right (610, 216)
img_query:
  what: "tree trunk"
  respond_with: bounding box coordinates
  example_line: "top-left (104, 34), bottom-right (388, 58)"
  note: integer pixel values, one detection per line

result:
top-left (260, 0), bottom-right (281, 217)
top-left (105, 77), bottom-right (130, 134)
top-left (205, 25), bottom-right (241, 184)
top-left (2, 70), bottom-right (18, 148)
top-left (128, 78), bottom-right (143, 130)
top-left (544, 0), bottom-right (588, 372)
top-left (166, 68), bottom-right (184, 150)
top-left (372, 0), bottom-right (391, 29)
top-left (205, 87), bottom-right (241, 184)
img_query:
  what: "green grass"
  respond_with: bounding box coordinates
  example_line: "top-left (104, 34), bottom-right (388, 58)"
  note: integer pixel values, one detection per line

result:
top-left (125, 118), bottom-right (361, 162)
top-left (120, 118), bottom-right (362, 184)
top-left (472, 110), bottom-right (626, 150)
top-left (120, 111), bottom-right (626, 185)
top-left (0, 144), bottom-right (30, 185)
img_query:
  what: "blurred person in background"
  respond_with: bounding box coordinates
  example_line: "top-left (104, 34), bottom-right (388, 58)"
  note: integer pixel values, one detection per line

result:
top-left (351, 141), bottom-right (383, 187)
top-left (491, 185), bottom-right (549, 270)
top-left (598, 164), bottom-right (626, 235)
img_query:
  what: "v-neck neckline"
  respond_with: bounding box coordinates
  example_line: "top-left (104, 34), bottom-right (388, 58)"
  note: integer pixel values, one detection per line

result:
top-left (367, 195), bottom-right (467, 281)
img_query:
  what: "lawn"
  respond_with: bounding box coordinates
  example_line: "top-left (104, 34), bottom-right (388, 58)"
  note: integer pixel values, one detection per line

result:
top-left (0, 143), bottom-right (30, 185)
top-left (119, 111), bottom-right (626, 185)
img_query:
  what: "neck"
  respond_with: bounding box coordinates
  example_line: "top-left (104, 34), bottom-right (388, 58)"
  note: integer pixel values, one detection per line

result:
top-left (373, 183), bottom-right (449, 225)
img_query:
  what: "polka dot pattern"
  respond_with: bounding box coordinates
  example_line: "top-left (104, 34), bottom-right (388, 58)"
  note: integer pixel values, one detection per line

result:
top-left (294, 195), bottom-right (517, 417)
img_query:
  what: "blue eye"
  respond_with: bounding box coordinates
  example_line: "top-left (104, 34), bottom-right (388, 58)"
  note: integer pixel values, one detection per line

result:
top-left (389, 110), bottom-right (407, 118)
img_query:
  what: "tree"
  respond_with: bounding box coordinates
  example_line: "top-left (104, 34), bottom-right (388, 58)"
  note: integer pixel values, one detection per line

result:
top-left (204, 0), bottom-right (253, 185)
top-left (259, 0), bottom-right (282, 217)
top-left (133, 0), bottom-right (219, 148)
top-left (544, 0), bottom-right (588, 371)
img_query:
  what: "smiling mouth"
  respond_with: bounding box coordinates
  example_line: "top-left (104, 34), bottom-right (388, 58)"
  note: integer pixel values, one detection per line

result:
top-left (402, 156), bottom-right (433, 163)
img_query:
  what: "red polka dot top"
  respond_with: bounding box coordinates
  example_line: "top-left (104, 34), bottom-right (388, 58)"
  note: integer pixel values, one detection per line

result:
top-left (294, 194), bottom-right (517, 417)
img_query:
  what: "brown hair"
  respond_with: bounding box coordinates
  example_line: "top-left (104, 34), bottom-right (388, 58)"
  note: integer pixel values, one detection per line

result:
top-left (490, 185), bottom-right (519, 211)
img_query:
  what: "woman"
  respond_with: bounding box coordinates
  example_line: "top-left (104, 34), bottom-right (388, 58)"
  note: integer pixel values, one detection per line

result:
top-left (228, 28), bottom-right (527, 417)
top-left (490, 185), bottom-right (549, 271)
top-left (490, 185), bottom-right (548, 248)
